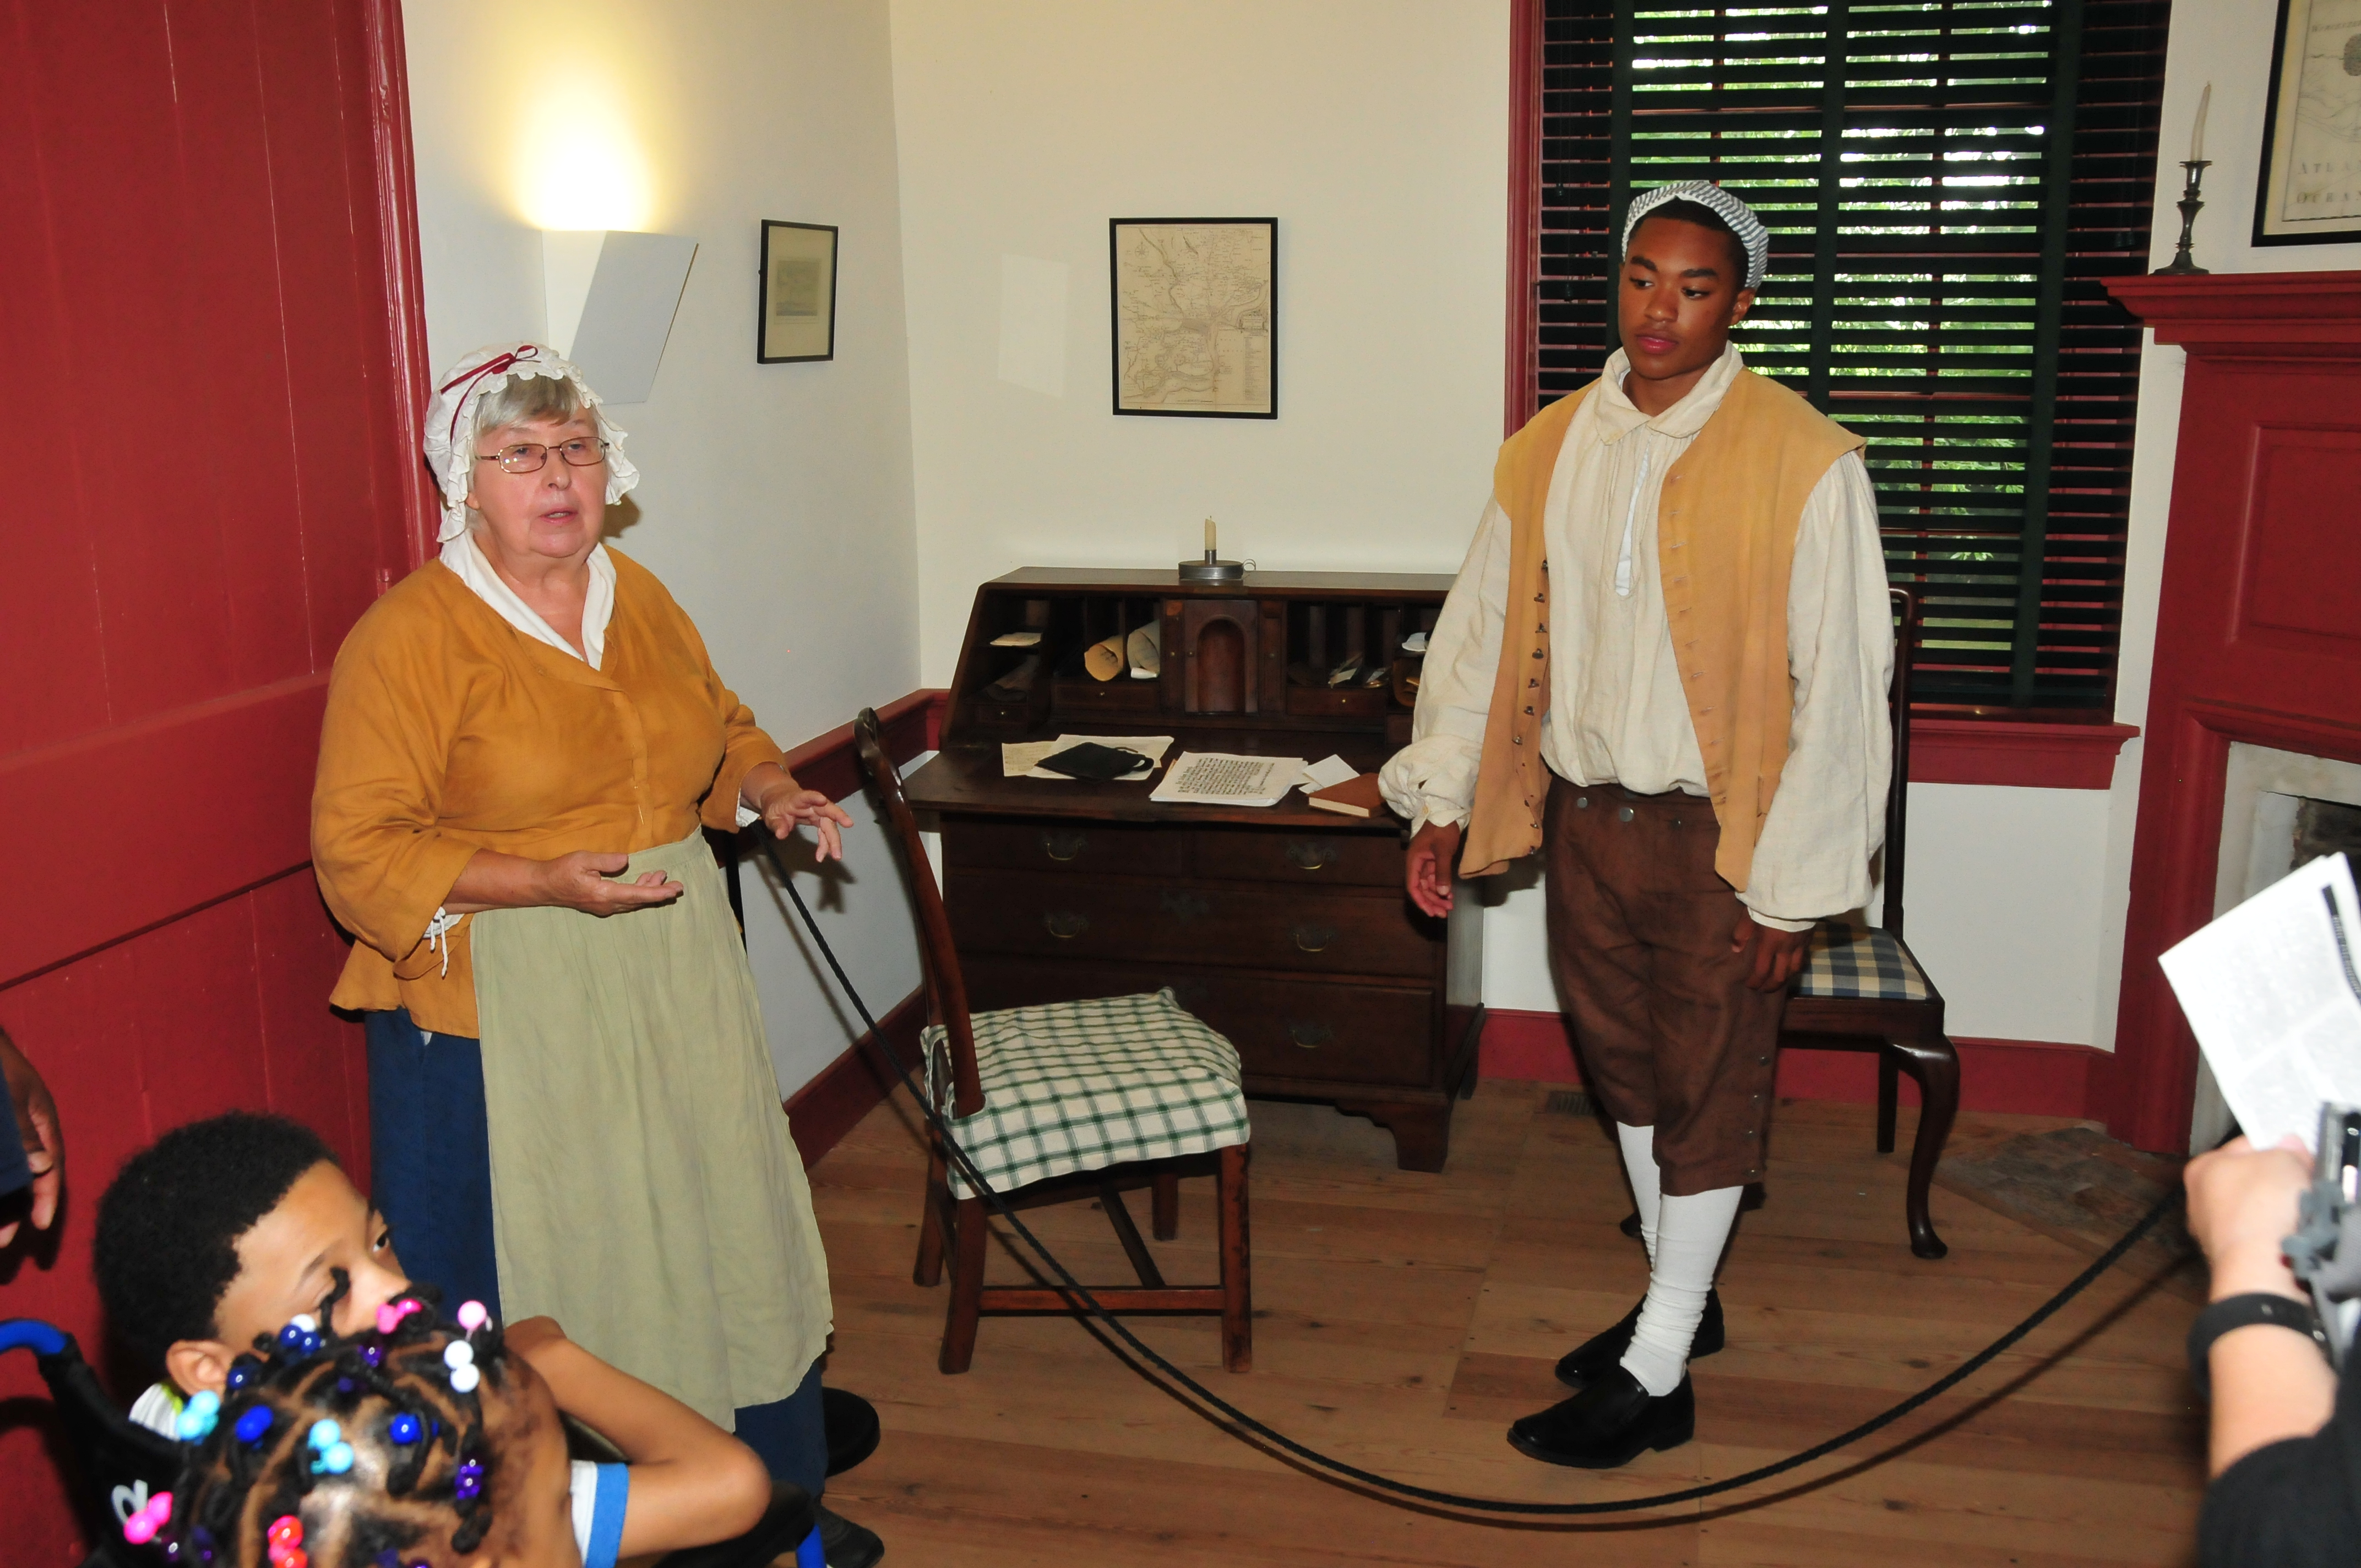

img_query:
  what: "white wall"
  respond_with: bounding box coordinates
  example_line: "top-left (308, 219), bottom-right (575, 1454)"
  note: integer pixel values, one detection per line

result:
top-left (887, 0), bottom-right (1515, 681)
top-left (402, 0), bottom-right (923, 1097)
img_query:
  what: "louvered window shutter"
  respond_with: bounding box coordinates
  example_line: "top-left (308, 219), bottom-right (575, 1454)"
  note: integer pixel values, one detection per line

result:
top-left (1533, 0), bottom-right (2169, 709)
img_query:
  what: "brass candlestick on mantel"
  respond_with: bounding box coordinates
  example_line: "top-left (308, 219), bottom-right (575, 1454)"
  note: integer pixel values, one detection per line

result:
top-left (2155, 159), bottom-right (2212, 276)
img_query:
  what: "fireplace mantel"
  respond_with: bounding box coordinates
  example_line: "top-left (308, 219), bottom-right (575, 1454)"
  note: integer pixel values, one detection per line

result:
top-left (2107, 271), bottom-right (2361, 355)
top-left (2103, 270), bottom-right (2361, 1151)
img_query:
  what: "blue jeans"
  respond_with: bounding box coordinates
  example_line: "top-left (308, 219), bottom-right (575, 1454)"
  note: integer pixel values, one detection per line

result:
top-left (364, 1008), bottom-right (826, 1493)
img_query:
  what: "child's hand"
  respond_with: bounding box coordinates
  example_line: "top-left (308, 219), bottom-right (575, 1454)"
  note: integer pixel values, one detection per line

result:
top-left (503, 1315), bottom-right (570, 1364)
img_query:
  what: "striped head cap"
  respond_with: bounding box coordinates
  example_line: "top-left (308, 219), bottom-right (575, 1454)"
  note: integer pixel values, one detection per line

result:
top-left (1621, 181), bottom-right (1770, 293)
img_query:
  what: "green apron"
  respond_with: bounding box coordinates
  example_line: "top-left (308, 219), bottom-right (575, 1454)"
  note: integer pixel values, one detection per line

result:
top-left (470, 831), bottom-right (831, 1427)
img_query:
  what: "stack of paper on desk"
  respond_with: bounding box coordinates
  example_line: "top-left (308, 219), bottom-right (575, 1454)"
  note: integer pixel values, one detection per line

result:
top-left (1149, 753), bottom-right (1305, 808)
top-left (1001, 735), bottom-right (1174, 780)
top-left (2160, 853), bottom-right (2361, 1153)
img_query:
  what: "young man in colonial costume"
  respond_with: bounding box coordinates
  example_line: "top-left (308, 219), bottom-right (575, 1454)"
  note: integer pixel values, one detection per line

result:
top-left (1380, 183), bottom-right (1894, 1467)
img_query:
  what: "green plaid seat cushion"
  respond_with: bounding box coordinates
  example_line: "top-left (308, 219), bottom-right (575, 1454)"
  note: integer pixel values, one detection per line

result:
top-left (922, 988), bottom-right (1250, 1199)
top-left (1793, 916), bottom-right (1932, 1003)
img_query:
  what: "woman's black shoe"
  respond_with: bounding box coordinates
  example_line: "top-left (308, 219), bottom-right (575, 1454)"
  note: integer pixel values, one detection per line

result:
top-left (823, 1386), bottom-right (881, 1477)
top-left (1552, 1288), bottom-right (1723, 1389)
top-left (1508, 1368), bottom-right (1695, 1468)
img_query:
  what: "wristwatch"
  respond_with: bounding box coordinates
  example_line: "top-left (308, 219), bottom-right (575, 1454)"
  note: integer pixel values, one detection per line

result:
top-left (2186, 1292), bottom-right (2330, 1401)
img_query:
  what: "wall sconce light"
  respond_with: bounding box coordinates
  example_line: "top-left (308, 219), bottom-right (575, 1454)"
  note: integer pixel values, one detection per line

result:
top-left (542, 230), bottom-right (699, 404)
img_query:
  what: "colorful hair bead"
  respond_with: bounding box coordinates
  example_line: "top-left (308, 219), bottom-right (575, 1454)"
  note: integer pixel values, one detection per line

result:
top-left (289, 1315), bottom-right (318, 1334)
top-left (448, 1363), bottom-right (481, 1395)
top-left (455, 1300), bottom-right (488, 1332)
top-left (453, 1458), bottom-right (483, 1502)
top-left (225, 1358), bottom-right (259, 1393)
top-left (314, 1442), bottom-right (355, 1476)
top-left (375, 1297), bottom-right (425, 1335)
top-left (388, 1413), bottom-right (423, 1446)
top-left (175, 1390), bottom-right (221, 1442)
top-left (121, 1491), bottom-right (172, 1545)
top-left (265, 1514), bottom-right (306, 1568)
top-left (359, 1343), bottom-right (383, 1369)
top-left (276, 1324), bottom-right (309, 1354)
top-left (307, 1419), bottom-right (341, 1452)
top-left (235, 1407), bottom-right (274, 1445)
top-left (443, 1341), bottom-right (474, 1370)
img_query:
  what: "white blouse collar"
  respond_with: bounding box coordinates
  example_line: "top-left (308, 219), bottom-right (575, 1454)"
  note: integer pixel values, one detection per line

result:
top-left (440, 532), bottom-right (615, 670)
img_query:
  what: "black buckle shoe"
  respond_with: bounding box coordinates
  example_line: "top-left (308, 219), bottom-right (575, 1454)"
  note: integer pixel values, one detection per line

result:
top-left (823, 1386), bottom-right (882, 1478)
top-left (816, 1504), bottom-right (884, 1568)
top-left (1553, 1288), bottom-right (1723, 1389)
top-left (1508, 1368), bottom-right (1695, 1468)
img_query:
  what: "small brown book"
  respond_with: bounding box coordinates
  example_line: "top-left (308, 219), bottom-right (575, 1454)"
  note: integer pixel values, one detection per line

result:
top-left (1305, 772), bottom-right (1389, 819)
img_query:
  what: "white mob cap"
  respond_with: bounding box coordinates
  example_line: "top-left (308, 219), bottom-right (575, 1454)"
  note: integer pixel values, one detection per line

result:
top-left (421, 342), bottom-right (640, 545)
top-left (1622, 181), bottom-right (1770, 294)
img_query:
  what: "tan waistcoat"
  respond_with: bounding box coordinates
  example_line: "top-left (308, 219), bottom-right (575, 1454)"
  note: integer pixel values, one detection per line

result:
top-left (1459, 368), bottom-right (1865, 890)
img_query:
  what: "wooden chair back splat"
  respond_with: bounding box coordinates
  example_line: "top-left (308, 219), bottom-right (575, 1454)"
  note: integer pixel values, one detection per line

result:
top-left (852, 709), bottom-right (1255, 1372)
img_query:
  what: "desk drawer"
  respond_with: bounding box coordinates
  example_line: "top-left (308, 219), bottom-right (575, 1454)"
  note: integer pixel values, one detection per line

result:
top-left (947, 870), bottom-right (1435, 978)
top-left (944, 820), bottom-right (1189, 878)
top-left (963, 959), bottom-right (1436, 1091)
top-left (1189, 828), bottom-right (1405, 888)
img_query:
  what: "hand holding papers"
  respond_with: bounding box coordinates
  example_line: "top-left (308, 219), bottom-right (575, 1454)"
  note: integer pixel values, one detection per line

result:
top-left (2161, 854), bottom-right (2361, 1154)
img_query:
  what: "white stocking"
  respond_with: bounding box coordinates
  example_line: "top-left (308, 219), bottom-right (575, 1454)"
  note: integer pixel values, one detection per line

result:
top-left (1619, 1179), bottom-right (1742, 1397)
top-left (1614, 1122), bottom-right (1662, 1264)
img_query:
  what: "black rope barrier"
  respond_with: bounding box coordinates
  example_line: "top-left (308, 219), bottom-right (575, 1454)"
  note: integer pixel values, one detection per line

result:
top-left (768, 840), bottom-right (2182, 1519)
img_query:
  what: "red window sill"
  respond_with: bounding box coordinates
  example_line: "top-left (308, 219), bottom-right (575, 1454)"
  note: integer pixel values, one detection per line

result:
top-left (1910, 711), bottom-right (2138, 790)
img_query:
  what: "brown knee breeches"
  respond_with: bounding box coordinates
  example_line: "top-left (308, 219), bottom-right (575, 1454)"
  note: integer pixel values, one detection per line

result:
top-left (1542, 774), bottom-right (1786, 1194)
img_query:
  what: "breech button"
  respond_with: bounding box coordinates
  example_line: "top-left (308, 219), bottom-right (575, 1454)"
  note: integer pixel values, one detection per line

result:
top-left (1616, 806), bottom-right (1635, 822)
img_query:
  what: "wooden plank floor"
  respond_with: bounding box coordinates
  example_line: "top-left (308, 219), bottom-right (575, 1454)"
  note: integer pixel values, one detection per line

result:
top-left (807, 1080), bottom-right (2207, 1566)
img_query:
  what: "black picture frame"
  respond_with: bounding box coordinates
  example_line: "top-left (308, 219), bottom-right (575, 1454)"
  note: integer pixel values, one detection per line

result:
top-left (1109, 216), bottom-right (1277, 418)
top-left (757, 220), bottom-right (839, 363)
top-left (2254, 0), bottom-right (2361, 248)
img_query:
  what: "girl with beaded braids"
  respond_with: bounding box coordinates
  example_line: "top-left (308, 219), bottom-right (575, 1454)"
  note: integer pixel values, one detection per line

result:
top-left (158, 1299), bottom-right (775, 1568)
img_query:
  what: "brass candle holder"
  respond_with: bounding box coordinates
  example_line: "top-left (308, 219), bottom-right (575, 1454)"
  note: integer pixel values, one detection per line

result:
top-left (2154, 159), bottom-right (2212, 276)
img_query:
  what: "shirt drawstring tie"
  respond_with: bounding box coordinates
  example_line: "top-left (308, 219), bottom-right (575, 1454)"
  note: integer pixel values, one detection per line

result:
top-left (423, 907), bottom-right (461, 979)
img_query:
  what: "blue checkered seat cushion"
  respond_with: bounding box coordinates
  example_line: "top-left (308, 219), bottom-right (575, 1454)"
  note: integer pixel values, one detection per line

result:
top-left (923, 988), bottom-right (1252, 1199)
top-left (1793, 915), bottom-right (1933, 1003)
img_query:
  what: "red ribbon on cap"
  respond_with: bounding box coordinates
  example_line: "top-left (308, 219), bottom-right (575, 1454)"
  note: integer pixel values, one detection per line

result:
top-left (439, 345), bottom-right (543, 442)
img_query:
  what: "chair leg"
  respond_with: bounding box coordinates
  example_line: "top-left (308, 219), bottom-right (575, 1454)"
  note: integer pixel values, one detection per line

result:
top-left (1100, 1182), bottom-right (1167, 1289)
top-left (940, 1194), bottom-right (988, 1374)
top-left (1889, 1035), bottom-right (1960, 1261)
top-left (1876, 1049), bottom-right (1899, 1155)
top-left (913, 1146), bottom-right (949, 1288)
top-left (1151, 1170), bottom-right (1181, 1241)
top-left (1218, 1144), bottom-right (1253, 1373)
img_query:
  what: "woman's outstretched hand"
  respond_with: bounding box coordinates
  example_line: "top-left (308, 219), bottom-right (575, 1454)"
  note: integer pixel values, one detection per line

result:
top-left (743, 764), bottom-right (855, 862)
top-left (534, 851), bottom-right (684, 916)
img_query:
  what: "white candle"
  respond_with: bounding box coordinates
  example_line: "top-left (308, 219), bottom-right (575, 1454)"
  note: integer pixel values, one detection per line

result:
top-left (1204, 517), bottom-right (1216, 555)
top-left (2192, 81), bottom-right (2210, 164)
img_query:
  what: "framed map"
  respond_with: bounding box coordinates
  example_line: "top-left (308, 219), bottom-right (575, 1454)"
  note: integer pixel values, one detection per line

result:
top-left (1109, 217), bottom-right (1276, 418)
top-left (2258, 0), bottom-right (2361, 246)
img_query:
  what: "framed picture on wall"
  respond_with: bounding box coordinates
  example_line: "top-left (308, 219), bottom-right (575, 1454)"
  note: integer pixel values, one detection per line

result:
top-left (758, 220), bottom-right (839, 362)
top-left (2256, 0), bottom-right (2361, 247)
top-left (1109, 217), bottom-right (1276, 418)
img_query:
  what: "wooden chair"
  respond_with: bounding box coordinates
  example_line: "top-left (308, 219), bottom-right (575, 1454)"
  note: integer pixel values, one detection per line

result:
top-left (852, 709), bottom-right (1254, 1373)
top-left (1780, 587), bottom-right (1961, 1259)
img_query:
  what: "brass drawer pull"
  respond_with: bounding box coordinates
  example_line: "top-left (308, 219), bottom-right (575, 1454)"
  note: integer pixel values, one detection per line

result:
top-left (1286, 1019), bottom-right (1334, 1049)
top-left (1284, 839), bottom-right (1334, 871)
top-left (1041, 830), bottom-right (1089, 862)
top-left (1043, 911), bottom-right (1091, 940)
top-left (1291, 922), bottom-right (1339, 954)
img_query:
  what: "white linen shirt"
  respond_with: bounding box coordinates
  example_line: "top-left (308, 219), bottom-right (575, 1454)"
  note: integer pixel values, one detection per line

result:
top-left (1379, 347), bottom-right (1893, 929)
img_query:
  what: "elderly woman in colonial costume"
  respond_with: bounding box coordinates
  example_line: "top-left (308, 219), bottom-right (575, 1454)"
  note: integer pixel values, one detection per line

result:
top-left (311, 344), bottom-right (878, 1561)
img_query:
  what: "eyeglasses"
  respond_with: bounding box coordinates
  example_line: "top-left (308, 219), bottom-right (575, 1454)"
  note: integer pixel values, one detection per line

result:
top-left (475, 438), bottom-right (608, 475)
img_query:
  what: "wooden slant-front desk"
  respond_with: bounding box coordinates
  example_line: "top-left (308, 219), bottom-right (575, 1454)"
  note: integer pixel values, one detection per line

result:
top-left (902, 568), bottom-right (1484, 1170)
